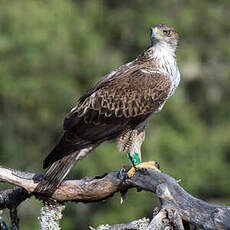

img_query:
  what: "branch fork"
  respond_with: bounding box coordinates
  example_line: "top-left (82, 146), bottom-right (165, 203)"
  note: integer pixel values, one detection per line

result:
top-left (1, 165), bottom-right (230, 229)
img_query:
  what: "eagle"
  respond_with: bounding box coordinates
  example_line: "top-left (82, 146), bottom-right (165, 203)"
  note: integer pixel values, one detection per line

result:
top-left (36, 24), bottom-right (180, 193)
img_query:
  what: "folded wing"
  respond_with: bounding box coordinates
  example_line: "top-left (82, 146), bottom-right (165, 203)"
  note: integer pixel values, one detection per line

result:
top-left (43, 68), bottom-right (171, 168)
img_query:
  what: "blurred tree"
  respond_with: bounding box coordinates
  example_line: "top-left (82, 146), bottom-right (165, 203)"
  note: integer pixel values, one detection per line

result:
top-left (0, 0), bottom-right (230, 229)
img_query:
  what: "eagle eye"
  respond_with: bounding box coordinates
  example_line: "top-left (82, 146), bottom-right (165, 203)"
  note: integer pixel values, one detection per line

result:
top-left (163, 30), bottom-right (172, 37)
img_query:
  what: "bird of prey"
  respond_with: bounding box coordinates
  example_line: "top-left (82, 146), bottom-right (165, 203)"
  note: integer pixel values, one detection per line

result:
top-left (36, 24), bottom-right (180, 193)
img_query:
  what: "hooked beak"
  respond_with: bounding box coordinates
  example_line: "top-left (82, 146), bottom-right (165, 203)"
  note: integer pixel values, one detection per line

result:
top-left (151, 27), bottom-right (163, 40)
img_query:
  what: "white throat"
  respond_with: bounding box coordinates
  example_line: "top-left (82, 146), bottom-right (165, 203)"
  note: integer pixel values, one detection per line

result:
top-left (151, 41), bottom-right (176, 68)
top-left (151, 41), bottom-right (180, 97)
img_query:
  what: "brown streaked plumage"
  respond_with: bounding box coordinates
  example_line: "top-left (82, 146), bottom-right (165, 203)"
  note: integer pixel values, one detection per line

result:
top-left (35, 24), bottom-right (180, 194)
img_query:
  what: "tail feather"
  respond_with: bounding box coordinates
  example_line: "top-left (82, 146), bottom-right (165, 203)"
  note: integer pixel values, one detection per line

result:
top-left (34, 151), bottom-right (79, 195)
top-left (34, 146), bottom-right (94, 195)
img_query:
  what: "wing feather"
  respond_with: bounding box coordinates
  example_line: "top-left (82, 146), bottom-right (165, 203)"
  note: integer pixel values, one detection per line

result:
top-left (80, 71), bottom-right (170, 117)
top-left (45, 66), bottom-right (171, 167)
top-left (64, 68), bottom-right (171, 131)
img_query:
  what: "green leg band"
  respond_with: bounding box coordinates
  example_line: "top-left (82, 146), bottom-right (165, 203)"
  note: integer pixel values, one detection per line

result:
top-left (127, 152), bottom-right (141, 166)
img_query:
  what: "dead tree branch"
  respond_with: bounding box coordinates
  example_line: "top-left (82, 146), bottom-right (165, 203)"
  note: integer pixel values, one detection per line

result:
top-left (89, 217), bottom-right (150, 230)
top-left (91, 209), bottom-right (186, 230)
top-left (0, 187), bottom-right (30, 209)
top-left (1, 165), bottom-right (230, 229)
top-left (39, 202), bottom-right (65, 230)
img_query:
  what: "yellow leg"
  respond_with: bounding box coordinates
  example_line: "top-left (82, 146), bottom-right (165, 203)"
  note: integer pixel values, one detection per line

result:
top-left (127, 161), bottom-right (160, 178)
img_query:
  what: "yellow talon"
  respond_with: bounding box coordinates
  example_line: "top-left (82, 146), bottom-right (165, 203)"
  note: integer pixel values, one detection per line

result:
top-left (127, 161), bottom-right (161, 178)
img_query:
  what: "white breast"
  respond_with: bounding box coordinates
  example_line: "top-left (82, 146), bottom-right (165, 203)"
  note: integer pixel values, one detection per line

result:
top-left (151, 42), bottom-right (180, 98)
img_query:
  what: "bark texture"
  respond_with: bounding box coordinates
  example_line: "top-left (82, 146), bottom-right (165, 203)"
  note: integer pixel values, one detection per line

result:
top-left (1, 165), bottom-right (230, 229)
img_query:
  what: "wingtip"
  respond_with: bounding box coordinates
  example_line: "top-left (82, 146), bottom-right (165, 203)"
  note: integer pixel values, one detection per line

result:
top-left (43, 153), bottom-right (55, 169)
top-left (43, 160), bottom-right (48, 169)
top-left (43, 151), bottom-right (55, 169)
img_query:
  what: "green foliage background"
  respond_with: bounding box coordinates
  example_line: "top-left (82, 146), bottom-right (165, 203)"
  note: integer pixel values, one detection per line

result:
top-left (0, 0), bottom-right (230, 229)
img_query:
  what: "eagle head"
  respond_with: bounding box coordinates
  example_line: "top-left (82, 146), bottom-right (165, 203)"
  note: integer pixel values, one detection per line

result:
top-left (150, 24), bottom-right (179, 48)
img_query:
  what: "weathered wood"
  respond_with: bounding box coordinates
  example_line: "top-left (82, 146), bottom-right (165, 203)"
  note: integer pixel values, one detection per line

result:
top-left (146, 209), bottom-right (185, 230)
top-left (90, 218), bottom-right (150, 230)
top-left (10, 207), bottom-right (19, 230)
top-left (0, 187), bottom-right (30, 209)
top-left (91, 209), bottom-right (185, 230)
top-left (39, 202), bottom-right (65, 230)
top-left (0, 166), bottom-right (122, 202)
top-left (126, 169), bottom-right (230, 229)
top-left (1, 165), bottom-right (230, 229)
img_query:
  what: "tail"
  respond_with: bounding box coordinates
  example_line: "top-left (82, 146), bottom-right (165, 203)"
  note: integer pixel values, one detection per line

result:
top-left (34, 147), bottom-right (94, 195)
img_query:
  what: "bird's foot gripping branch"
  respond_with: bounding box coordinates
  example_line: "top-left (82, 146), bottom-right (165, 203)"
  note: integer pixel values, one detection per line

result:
top-left (126, 151), bottom-right (161, 178)
top-left (1, 165), bottom-right (230, 229)
top-left (126, 160), bottom-right (161, 178)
